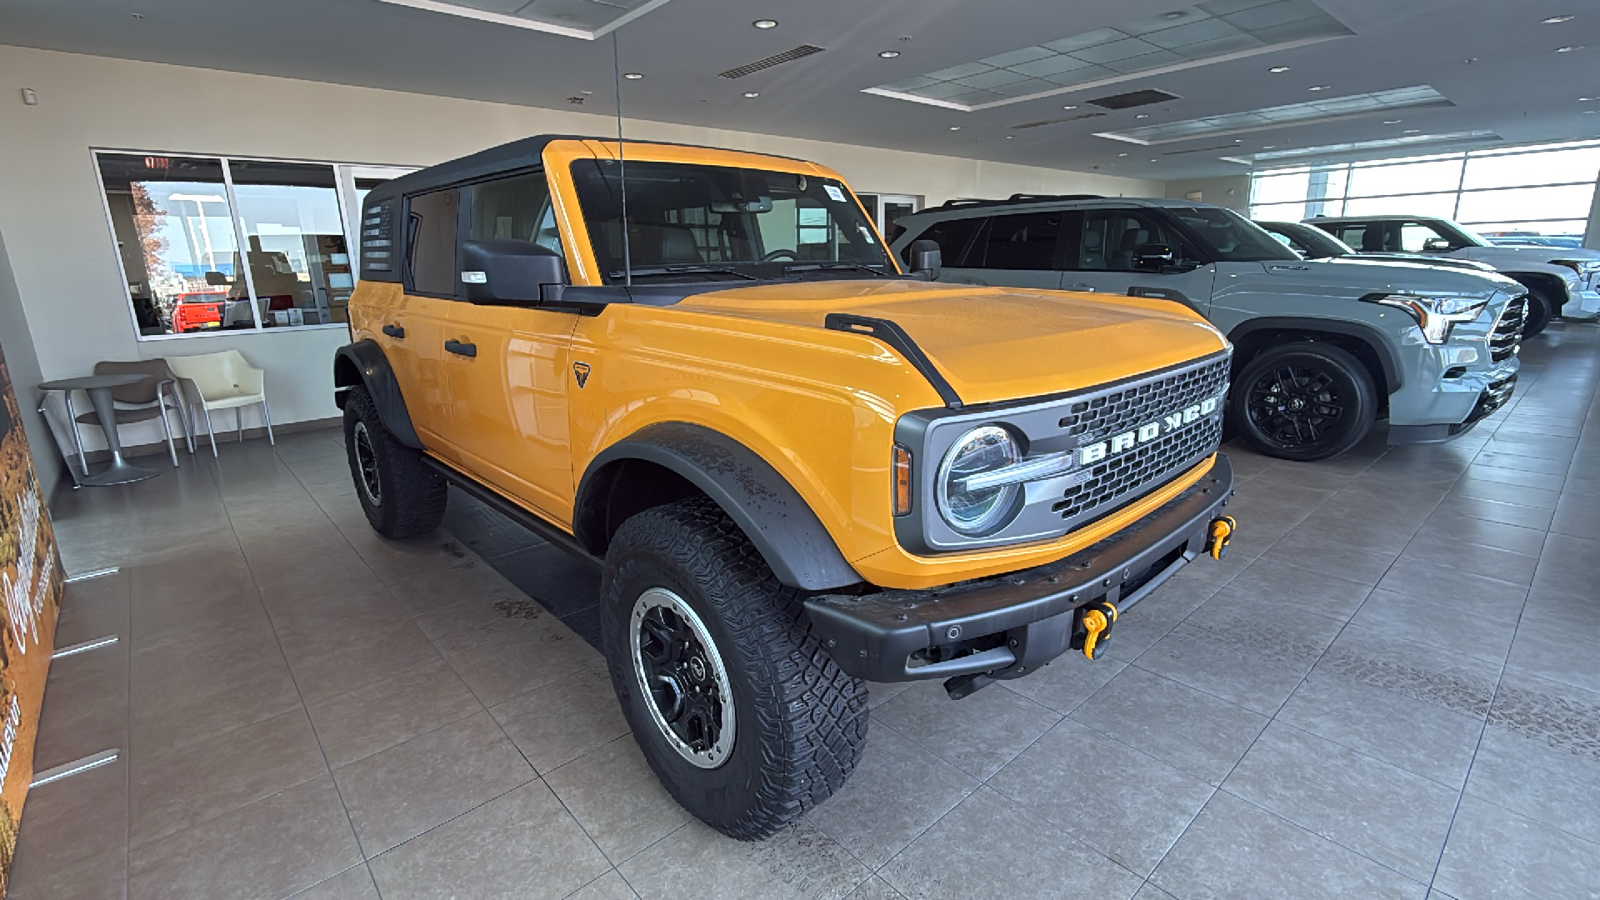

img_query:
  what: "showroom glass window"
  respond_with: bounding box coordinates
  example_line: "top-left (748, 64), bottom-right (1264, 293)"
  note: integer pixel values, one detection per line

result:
top-left (95, 151), bottom-right (414, 340)
top-left (1248, 140), bottom-right (1600, 242)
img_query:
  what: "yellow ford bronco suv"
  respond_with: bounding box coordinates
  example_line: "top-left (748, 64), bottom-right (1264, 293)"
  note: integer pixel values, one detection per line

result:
top-left (334, 135), bottom-right (1239, 839)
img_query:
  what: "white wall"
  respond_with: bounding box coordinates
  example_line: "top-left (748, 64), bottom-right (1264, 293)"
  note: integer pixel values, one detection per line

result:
top-left (1164, 175), bottom-right (1252, 212)
top-left (0, 224), bottom-right (62, 498)
top-left (0, 46), bottom-right (1163, 457)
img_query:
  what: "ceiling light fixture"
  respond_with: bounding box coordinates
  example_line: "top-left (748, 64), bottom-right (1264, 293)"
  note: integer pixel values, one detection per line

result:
top-left (623, 72), bottom-right (644, 80)
top-left (1308, 84), bottom-right (1331, 91)
top-left (878, 50), bottom-right (901, 58)
top-left (1581, 96), bottom-right (1598, 102)
top-left (949, 125), bottom-right (962, 130)
top-left (1382, 119), bottom-right (1402, 124)
top-left (753, 19), bottom-right (778, 29)
top-left (1262, 144), bottom-right (1277, 149)
top-left (1149, 158), bottom-right (1159, 162)
top-left (1555, 45), bottom-right (1583, 53)
top-left (1135, 113), bottom-right (1150, 118)
top-left (1062, 105), bottom-right (1078, 110)
top-left (743, 91), bottom-right (760, 98)
top-left (1268, 65), bottom-right (1291, 73)
top-left (1005, 135), bottom-right (1015, 139)
top-left (1403, 128), bottom-right (1421, 133)
top-left (1162, 10), bottom-right (1186, 19)
top-left (1118, 152), bottom-right (1129, 156)
top-left (1543, 15), bottom-right (1575, 24)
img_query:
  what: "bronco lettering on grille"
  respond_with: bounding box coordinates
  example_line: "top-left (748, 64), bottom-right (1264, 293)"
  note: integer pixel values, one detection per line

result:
top-left (1076, 396), bottom-right (1219, 467)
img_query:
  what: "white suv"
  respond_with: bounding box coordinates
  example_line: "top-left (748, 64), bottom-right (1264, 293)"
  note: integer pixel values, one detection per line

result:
top-left (1308, 216), bottom-right (1600, 336)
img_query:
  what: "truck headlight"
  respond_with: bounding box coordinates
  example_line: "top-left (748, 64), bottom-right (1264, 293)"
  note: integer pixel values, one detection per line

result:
top-left (1364, 293), bottom-right (1488, 344)
top-left (936, 425), bottom-right (1023, 536)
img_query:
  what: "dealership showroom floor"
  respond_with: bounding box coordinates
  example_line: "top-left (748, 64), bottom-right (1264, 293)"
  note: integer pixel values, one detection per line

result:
top-left (9, 322), bottom-right (1597, 899)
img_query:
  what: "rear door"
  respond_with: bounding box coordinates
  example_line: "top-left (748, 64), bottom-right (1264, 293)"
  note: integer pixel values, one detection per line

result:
top-left (442, 170), bottom-right (581, 522)
top-left (389, 186), bottom-right (465, 457)
top-left (940, 210), bottom-right (1066, 290)
top-left (1061, 207), bottom-right (1215, 315)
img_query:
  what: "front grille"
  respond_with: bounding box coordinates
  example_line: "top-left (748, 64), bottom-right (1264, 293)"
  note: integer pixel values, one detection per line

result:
top-left (1490, 295), bottom-right (1525, 363)
top-left (1054, 417), bottom-right (1222, 522)
top-left (1464, 373), bottom-right (1518, 426)
top-left (1057, 356), bottom-right (1231, 440)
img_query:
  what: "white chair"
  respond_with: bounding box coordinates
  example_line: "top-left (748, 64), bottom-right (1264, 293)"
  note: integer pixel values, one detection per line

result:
top-left (165, 349), bottom-right (275, 456)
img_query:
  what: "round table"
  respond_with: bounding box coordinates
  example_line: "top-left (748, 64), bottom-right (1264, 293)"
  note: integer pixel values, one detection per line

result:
top-left (39, 374), bottom-right (163, 486)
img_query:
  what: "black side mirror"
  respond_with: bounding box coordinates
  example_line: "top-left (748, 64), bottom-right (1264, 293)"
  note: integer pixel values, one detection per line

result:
top-left (908, 239), bottom-right (941, 280)
top-left (460, 240), bottom-right (566, 305)
top-left (1132, 242), bottom-right (1177, 271)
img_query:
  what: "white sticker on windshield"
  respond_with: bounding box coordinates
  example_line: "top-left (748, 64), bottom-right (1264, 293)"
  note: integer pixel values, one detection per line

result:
top-left (824, 184), bottom-right (846, 203)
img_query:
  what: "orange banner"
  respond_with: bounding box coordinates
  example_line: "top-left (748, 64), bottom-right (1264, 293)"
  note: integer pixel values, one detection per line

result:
top-left (0, 337), bottom-right (63, 894)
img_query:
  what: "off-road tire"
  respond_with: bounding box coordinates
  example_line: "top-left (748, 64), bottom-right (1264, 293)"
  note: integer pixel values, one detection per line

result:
top-left (1522, 286), bottom-right (1554, 338)
top-left (343, 385), bottom-right (447, 538)
top-left (1230, 341), bottom-right (1376, 462)
top-left (600, 497), bottom-right (867, 840)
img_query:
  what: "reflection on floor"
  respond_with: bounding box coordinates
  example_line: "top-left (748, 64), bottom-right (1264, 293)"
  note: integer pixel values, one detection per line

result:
top-left (10, 321), bottom-right (1600, 900)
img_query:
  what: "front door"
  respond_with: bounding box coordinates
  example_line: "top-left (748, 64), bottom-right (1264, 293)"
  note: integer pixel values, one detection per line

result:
top-left (439, 170), bottom-right (580, 522)
top-left (940, 210), bottom-right (1066, 290)
top-left (1061, 208), bottom-right (1215, 316)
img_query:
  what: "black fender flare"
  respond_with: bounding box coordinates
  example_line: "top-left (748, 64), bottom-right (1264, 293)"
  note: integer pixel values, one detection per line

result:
top-left (574, 422), bottom-right (862, 591)
top-left (1226, 317), bottom-right (1403, 393)
top-left (332, 340), bottom-right (423, 449)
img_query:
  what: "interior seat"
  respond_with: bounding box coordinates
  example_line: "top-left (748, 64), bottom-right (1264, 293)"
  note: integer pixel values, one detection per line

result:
top-left (1361, 224), bottom-right (1388, 252)
top-left (1113, 227), bottom-right (1149, 269)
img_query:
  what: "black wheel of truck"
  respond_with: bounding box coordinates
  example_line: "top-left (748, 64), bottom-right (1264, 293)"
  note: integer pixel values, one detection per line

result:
top-left (1522, 286), bottom-right (1554, 338)
top-left (1231, 342), bottom-right (1375, 462)
top-left (600, 497), bottom-right (867, 840)
top-left (342, 385), bottom-right (447, 538)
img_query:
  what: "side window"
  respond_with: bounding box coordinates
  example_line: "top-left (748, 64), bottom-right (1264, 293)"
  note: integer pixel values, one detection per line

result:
top-left (904, 216), bottom-right (983, 266)
top-left (407, 188), bottom-right (458, 295)
top-left (1074, 209), bottom-right (1178, 271)
top-left (469, 172), bottom-right (563, 257)
top-left (1336, 223), bottom-right (1392, 252)
top-left (970, 212), bottom-right (1061, 270)
top-left (1401, 222), bottom-right (1454, 253)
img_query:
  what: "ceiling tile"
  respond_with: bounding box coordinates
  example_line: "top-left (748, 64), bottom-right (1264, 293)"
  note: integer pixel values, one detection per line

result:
top-left (1169, 32), bottom-right (1265, 58)
top-left (880, 75), bottom-right (940, 92)
top-left (1041, 28), bottom-right (1128, 54)
top-left (1042, 64), bottom-right (1119, 85)
top-left (909, 81), bottom-right (975, 99)
top-left (954, 68), bottom-right (1033, 89)
top-left (1218, 0), bottom-right (1325, 31)
top-left (947, 89), bottom-right (1006, 105)
top-left (980, 45), bottom-right (1056, 67)
top-left (1104, 48), bottom-right (1189, 73)
top-left (923, 61), bottom-right (995, 81)
top-left (1118, 7), bottom-right (1215, 36)
top-left (1070, 37), bottom-right (1164, 64)
top-left (1142, 17), bottom-right (1245, 49)
top-left (1009, 54), bottom-right (1098, 77)
top-left (989, 77), bottom-right (1061, 96)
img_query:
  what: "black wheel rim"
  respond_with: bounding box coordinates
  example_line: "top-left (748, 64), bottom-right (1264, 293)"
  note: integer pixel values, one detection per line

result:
top-left (629, 587), bottom-right (735, 769)
top-left (353, 421), bottom-right (382, 506)
top-left (1245, 363), bottom-right (1352, 451)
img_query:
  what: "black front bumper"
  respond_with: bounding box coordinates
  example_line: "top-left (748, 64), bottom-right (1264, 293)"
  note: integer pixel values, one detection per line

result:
top-left (805, 454), bottom-right (1234, 686)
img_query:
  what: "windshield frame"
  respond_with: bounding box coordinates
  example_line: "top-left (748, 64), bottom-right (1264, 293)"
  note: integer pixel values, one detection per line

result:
top-left (567, 158), bottom-right (898, 285)
top-left (1161, 206), bottom-right (1303, 263)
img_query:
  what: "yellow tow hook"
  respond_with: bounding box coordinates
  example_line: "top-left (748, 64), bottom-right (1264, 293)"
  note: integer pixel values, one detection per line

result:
top-left (1206, 516), bottom-right (1237, 560)
top-left (1080, 601), bottom-right (1118, 660)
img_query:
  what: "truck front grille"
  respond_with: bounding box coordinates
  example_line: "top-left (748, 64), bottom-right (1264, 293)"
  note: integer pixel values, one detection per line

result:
top-left (1490, 295), bottom-right (1525, 363)
top-left (1054, 417), bottom-right (1223, 522)
top-left (1058, 356), bottom-right (1232, 440)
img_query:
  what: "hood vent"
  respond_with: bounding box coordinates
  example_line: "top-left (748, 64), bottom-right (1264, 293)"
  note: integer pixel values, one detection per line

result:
top-left (1087, 89), bottom-right (1180, 110)
top-left (719, 45), bottom-right (825, 79)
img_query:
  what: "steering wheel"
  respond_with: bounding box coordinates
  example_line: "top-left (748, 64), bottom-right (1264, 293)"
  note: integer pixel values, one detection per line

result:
top-left (761, 249), bottom-right (799, 262)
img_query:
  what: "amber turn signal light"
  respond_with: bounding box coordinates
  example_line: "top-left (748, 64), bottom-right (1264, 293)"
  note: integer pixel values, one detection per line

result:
top-left (892, 444), bottom-right (914, 517)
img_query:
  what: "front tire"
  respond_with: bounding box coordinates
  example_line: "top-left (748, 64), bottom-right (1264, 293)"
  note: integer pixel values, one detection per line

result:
top-left (600, 498), bottom-right (867, 840)
top-left (1522, 286), bottom-right (1554, 338)
top-left (1230, 342), bottom-right (1376, 462)
top-left (342, 385), bottom-right (447, 538)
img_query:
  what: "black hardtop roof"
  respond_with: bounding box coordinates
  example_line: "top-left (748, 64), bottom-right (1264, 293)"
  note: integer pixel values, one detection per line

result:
top-left (362, 134), bottom-right (814, 209)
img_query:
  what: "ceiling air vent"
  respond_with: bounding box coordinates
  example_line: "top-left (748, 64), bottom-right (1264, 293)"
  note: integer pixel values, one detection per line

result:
top-left (1087, 89), bottom-right (1181, 110)
top-left (1011, 112), bottom-right (1106, 130)
top-left (718, 45), bottom-right (825, 79)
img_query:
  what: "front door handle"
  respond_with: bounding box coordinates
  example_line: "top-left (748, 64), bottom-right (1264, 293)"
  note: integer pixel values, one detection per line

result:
top-left (382, 324), bottom-right (405, 339)
top-left (444, 339), bottom-right (477, 358)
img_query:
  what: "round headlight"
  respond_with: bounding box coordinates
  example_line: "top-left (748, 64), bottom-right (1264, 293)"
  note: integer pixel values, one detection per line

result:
top-left (936, 425), bottom-right (1023, 536)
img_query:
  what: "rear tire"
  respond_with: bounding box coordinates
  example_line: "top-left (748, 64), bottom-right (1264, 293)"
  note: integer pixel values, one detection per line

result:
top-left (1230, 342), bottom-right (1376, 462)
top-left (600, 497), bottom-right (867, 840)
top-left (1521, 286), bottom-right (1554, 338)
top-left (343, 385), bottom-right (447, 538)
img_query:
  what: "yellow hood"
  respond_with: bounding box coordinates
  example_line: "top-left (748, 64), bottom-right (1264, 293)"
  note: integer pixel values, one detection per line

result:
top-left (672, 279), bottom-right (1228, 405)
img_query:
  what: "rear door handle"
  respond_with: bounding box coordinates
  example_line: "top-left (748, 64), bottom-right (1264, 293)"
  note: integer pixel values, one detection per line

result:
top-left (382, 324), bottom-right (405, 338)
top-left (444, 339), bottom-right (477, 358)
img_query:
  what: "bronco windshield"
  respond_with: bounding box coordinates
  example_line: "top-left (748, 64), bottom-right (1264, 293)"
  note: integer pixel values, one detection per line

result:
top-left (570, 160), bottom-right (893, 284)
top-left (1167, 206), bottom-right (1302, 263)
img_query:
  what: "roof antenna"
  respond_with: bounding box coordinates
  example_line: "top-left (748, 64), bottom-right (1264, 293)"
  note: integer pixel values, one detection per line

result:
top-left (612, 30), bottom-right (632, 287)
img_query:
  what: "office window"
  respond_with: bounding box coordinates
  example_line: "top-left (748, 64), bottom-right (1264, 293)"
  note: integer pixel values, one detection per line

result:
top-left (96, 151), bottom-right (415, 340)
top-left (407, 189), bottom-right (458, 296)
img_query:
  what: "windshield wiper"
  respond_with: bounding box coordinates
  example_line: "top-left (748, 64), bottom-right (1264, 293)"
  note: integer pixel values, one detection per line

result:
top-left (608, 265), bottom-right (758, 281)
top-left (782, 262), bottom-right (895, 277)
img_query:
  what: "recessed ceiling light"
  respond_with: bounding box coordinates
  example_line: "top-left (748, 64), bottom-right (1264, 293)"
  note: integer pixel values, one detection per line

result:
top-left (1118, 152), bottom-right (1129, 156)
top-left (1262, 145), bottom-right (1277, 149)
top-left (1403, 128), bottom-right (1421, 133)
top-left (131, 11), bottom-right (144, 17)
top-left (1005, 135), bottom-right (1015, 139)
top-left (949, 125), bottom-right (961, 130)
top-left (752, 19), bottom-right (778, 29)
top-left (1062, 105), bottom-right (1078, 110)
top-left (1308, 84), bottom-right (1331, 91)
top-left (623, 72), bottom-right (643, 80)
top-left (1544, 15), bottom-right (1575, 24)
top-left (1135, 113), bottom-right (1150, 118)
top-left (1586, 109), bottom-right (1599, 114)
top-left (1382, 119), bottom-right (1403, 125)
top-left (1233, 139), bottom-right (1243, 142)
top-left (878, 50), bottom-right (901, 58)
top-left (742, 91), bottom-right (760, 98)
top-left (1162, 10), bottom-right (1186, 19)
top-left (1268, 65), bottom-right (1291, 73)
top-left (1149, 158), bottom-right (1159, 162)
top-left (1555, 45), bottom-right (1583, 53)
top-left (1581, 96), bottom-right (1599, 101)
